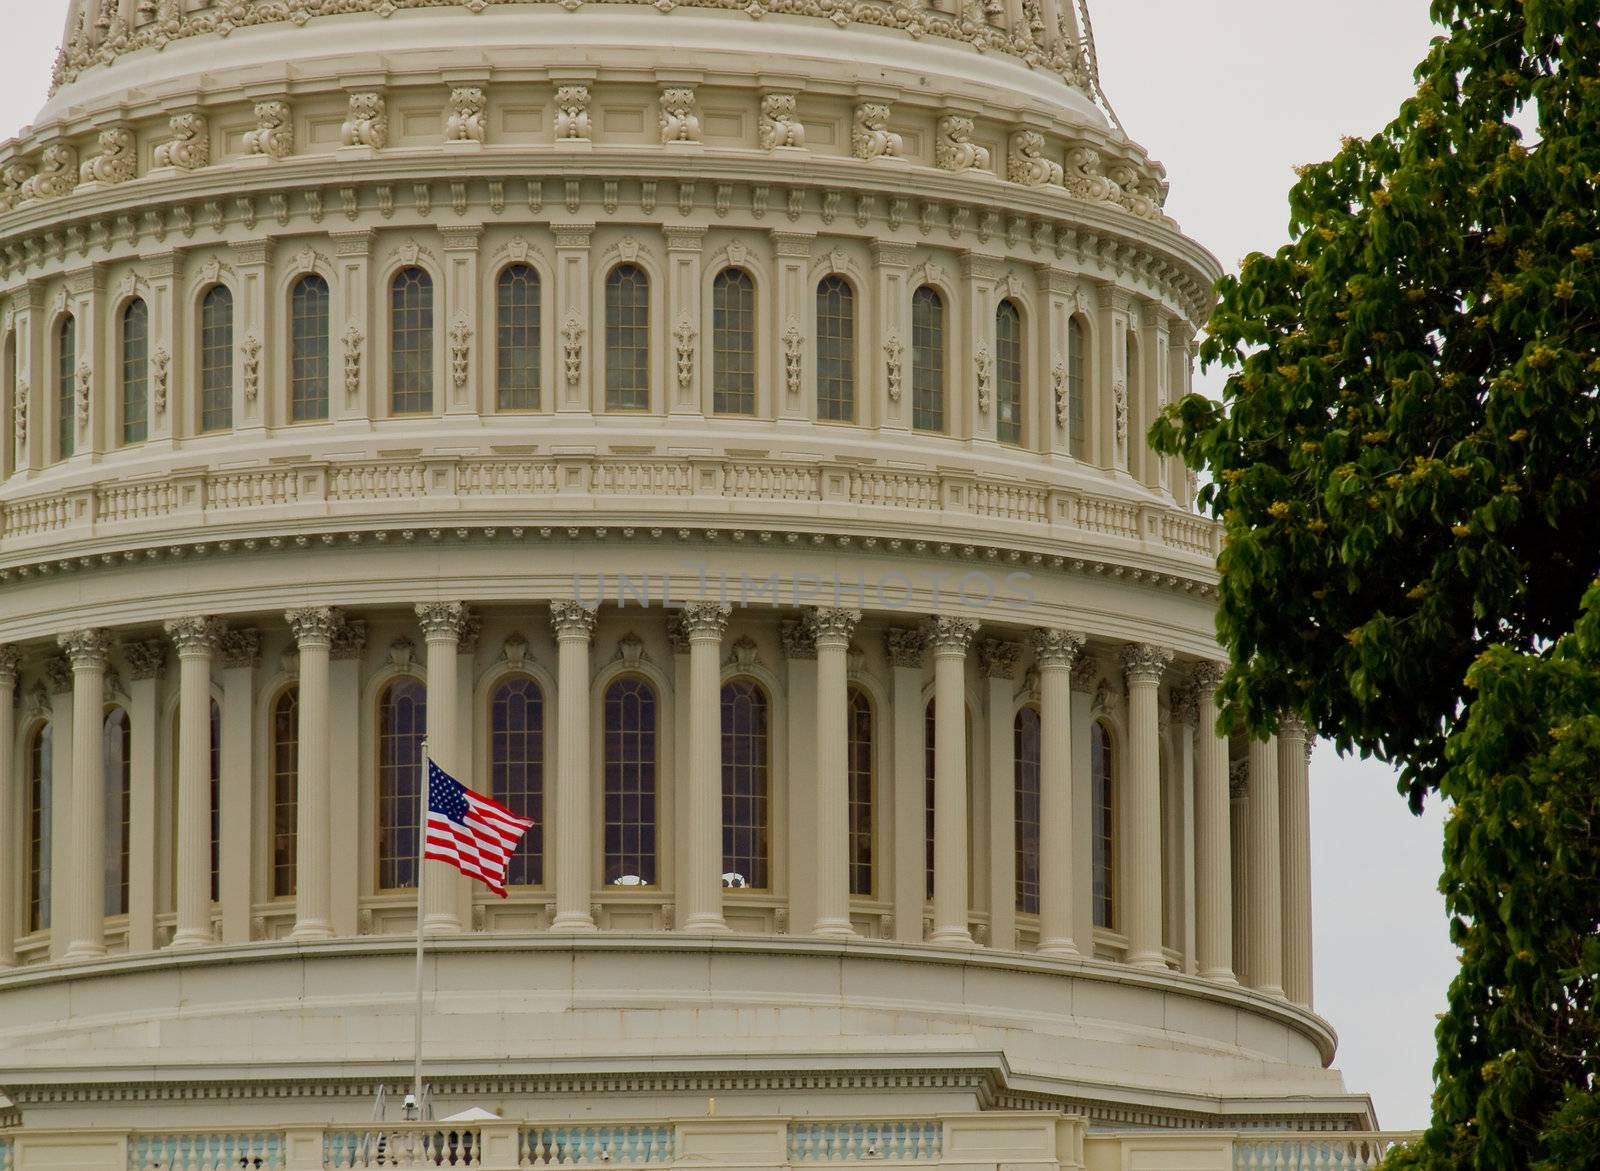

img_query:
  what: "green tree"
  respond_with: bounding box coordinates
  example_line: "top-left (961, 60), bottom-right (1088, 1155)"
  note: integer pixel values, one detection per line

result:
top-left (1148, 1), bottom-right (1600, 1166)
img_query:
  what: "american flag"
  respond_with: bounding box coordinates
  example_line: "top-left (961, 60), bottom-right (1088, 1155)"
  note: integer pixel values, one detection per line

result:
top-left (424, 760), bottom-right (534, 898)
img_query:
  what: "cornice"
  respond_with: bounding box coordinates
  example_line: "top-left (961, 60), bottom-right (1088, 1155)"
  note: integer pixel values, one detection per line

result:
top-left (0, 155), bottom-right (1220, 327)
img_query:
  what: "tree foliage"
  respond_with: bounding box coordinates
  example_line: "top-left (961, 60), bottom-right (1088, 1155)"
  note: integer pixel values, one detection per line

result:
top-left (1148, 1), bottom-right (1600, 1166)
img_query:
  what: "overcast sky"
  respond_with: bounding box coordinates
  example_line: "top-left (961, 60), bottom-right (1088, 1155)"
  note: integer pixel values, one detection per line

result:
top-left (0, 0), bottom-right (1456, 1132)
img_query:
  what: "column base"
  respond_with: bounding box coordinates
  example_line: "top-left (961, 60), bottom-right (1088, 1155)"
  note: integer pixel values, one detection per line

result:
top-left (63, 940), bottom-right (107, 961)
top-left (928, 927), bottom-right (976, 948)
top-left (287, 921), bottom-right (335, 943)
top-left (1035, 939), bottom-right (1080, 959)
top-left (1200, 967), bottom-right (1240, 986)
top-left (168, 929), bottom-right (215, 950)
top-left (422, 916), bottom-right (463, 937)
top-left (680, 914), bottom-right (732, 934)
top-left (1127, 951), bottom-right (1169, 971)
top-left (548, 914), bottom-right (599, 934)
top-left (810, 918), bottom-right (857, 939)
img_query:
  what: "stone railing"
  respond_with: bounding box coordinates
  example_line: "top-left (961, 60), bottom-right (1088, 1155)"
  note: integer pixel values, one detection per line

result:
top-left (0, 454), bottom-right (1219, 570)
top-left (0, 1120), bottom-right (1423, 1171)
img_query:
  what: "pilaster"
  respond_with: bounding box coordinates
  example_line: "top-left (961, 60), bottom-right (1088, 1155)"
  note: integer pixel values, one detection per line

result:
top-left (781, 617), bottom-right (818, 935)
top-left (665, 227), bottom-right (707, 417)
top-left (232, 239), bottom-right (274, 436)
top-left (329, 230), bottom-right (373, 424)
top-left (219, 628), bottom-right (259, 945)
top-left (123, 639), bottom-right (165, 953)
top-left (980, 638), bottom-right (1019, 952)
top-left (771, 232), bottom-right (814, 422)
top-left (886, 626), bottom-right (926, 944)
top-left (553, 223), bottom-right (593, 414)
top-left (440, 224), bottom-right (484, 418)
top-left (873, 242), bottom-right (914, 432)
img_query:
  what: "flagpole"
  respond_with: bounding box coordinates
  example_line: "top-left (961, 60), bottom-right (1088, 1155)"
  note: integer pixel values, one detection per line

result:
top-left (413, 738), bottom-right (428, 1118)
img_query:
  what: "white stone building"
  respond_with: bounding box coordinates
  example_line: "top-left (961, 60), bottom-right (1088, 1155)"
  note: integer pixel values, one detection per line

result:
top-left (0, 2), bottom-right (1408, 1168)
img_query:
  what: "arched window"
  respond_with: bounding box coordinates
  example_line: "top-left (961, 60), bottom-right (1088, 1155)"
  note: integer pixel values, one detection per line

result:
top-left (1067, 316), bottom-right (1088, 461)
top-left (816, 275), bottom-right (855, 423)
top-left (390, 267), bottom-right (434, 415)
top-left (57, 314), bottom-right (76, 460)
top-left (104, 708), bottom-right (131, 917)
top-left (491, 675), bottom-right (545, 887)
top-left (290, 275), bottom-right (331, 422)
top-left (497, 265), bottom-right (542, 411)
top-left (721, 679), bottom-right (770, 889)
top-left (27, 723), bottom-right (52, 933)
top-left (605, 264), bottom-right (650, 411)
top-left (1014, 706), bottom-right (1042, 914)
top-left (271, 688), bottom-right (299, 899)
top-left (911, 286), bottom-right (945, 433)
top-left (712, 268), bottom-right (756, 415)
top-left (995, 300), bottom-right (1024, 447)
top-left (604, 677), bottom-right (658, 885)
top-left (377, 677), bottom-right (428, 890)
top-left (1092, 720), bottom-right (1116, 930)
top-left (200, 285), bottom-right (234, 433)
top-left (121, 299), bottom-right (149, 445)
top-left (847, 687), bottom-right (874, 897)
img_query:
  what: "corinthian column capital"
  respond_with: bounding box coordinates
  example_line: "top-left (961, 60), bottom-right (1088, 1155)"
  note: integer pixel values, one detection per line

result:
top-left (286, 607), bottom-right (339, 648)
top-left (674, 602), bottom-right (732, 643)
top-left (926, 616), bottom-right (979, 655)
top-left (884, 626), bottom-right (926, 669)
top-left (1031, 628), bottom-right (1086, 670)
top-left (1279, 712), bottom-right (1311, 742)
top-left (165, 616), bottom-right (224, 656)
top-left (978, 638), bottom-right (1021, 680)
top-left (415, 601), bottom-right (469, 641)
top-left (58, 629), bottom-right (113, 669)
top-left (1191, 659), bottom-right (1228, 693)
top-left (0, 645), bottom-right (19, 685)
top-left (220, 628), bottom-right (263, 670)
top-left (810, 607), bottom-right (862, 647)
top-left (550, 601), bottom-right (599, 642)
top-left (124, 639), bottom-right (168, 680)
top-left (1121, 642), bottom-right (1174, 685)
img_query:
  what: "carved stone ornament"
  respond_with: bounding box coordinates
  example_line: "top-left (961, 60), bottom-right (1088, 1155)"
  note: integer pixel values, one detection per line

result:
top-left (759, 93), bottom-right (805, 150)
top-left (0, 161), bottom-right (35, 212)
top-left (330, 616), bottom-right (369, 662)
top-left (44, 657), bottom-right (74, 695)
top-left (926, 616), bottom-right (980, 654)
top-left (450, 313), bottom-right (473, 390)
top-left (674, 603), bottom-right (733, 643)
top-left (220, 628), bottom-right (263, 671)
top-left (164, 616), bottom-right (225, 655)
top-left (550, 601), bottom-right (598, 642)
top-left (884, 626), bottom-right (926, 669)
top-left (58, 628), bottom-right (113, 668)
top-left (1192, 660), bottom-right (1228, 694)
top-left (446, 86), bottom-right (488, 144)
top-left (978, 638), bottom-right (1020, 680)
top-left (1007, 129), bottom-right (1063, 187)
top-left (123, 639), bottom-right (168, 682)
top-left (659, 87), bottom-right (702, 144)
top-left (1051, 358), bottom-right (1069, 429)
top-left (884, 334), bottom-right (904, 403)
top-left (974, 343), bottom-right (993, 415)
top-left (1031, 628), bottom-right (1085, 670)
top-left (782, 318), bottom-right (803, 398)
top-left (673, 318), bottom-right (697, 394)
top-left (79, 126), bottom-right (136, 185)
top-left (1121, 642), bottom-right (1174, 684)
top-left (151, 346), bottom-right (170, 417)
top-left (12, 385), bottom-right (26, 452)
top-left (154, 112), bottom-right (209, 170)
top-left (24, 143), bottom-right (79, 200)
top-left (779, 618), bottom-right (816, 661)
top-left (75, 362), bottom-right (91, 436)
top-left (851, 102), bottom-right (903, 161)
top-left (554, 85), bottom-right (592, 141)
top-left (241, 334), bottom-right (262, 404)
top-left (286, 607), bottom-right (338, 647)
top-left (415, 601), bottom-right (470, 641)
top-left (811, 608), bottom-right (862, 646)
top-left (244, 100), bottom-right (294, 160)
top-left (935, 115), bottom-right (991, 173)
top-left (341, 92), bottom-right (388, 149)
top-left (342, 323), bottom-right (365, 402)
top-left (562, 310), bottom-right (585, 387)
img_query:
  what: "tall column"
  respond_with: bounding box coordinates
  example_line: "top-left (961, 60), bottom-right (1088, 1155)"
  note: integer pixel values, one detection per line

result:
top-left (219, 629), bottom-right (259, 945)
top-left (812, 608), bottom-right (862, 938)
top-left (327, 616), bottom-right (366, 937)
top-left (781, 619), bottom-right (818, 935)
top-left (0, 647), bottom-right (19, 967)
top-left (46, 658), bottom-right (74, 960)
top-left (1034, 629), bottom-right (1085, 957)
top-left (549, 603), bottom-right (598, 933)
top-left (1246, 735), bottom-right (1285, 997)
top-left (165, 617), bottom-right (222, 950)
top-left (1191, 662), bottom-right (1235, 983)
top-left (60, 630), bottom-right (112, 960)
top-left (123, 640), bottom-right (165, 954)
top-left (1121, 643), bottom-right (1173, 969)
top-left (886, 628), bottom-right (927, 944)
top-left (677, 603), bottom-right (731, 933)
top-left (1279, 715), bottom-right (1314, 1007)
top-left (980, 640), bottom-right (1020, 953)
top-left (416, 603), bottom-right (470, 936)
top-left (928, 617), bottom-right (978, 947)
top-left (287, 609), bottom-right (336, 941)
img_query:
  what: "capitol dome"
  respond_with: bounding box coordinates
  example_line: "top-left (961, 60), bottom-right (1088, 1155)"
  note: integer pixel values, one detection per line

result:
top-left (0, 2), bottom-right (1396, 1167)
